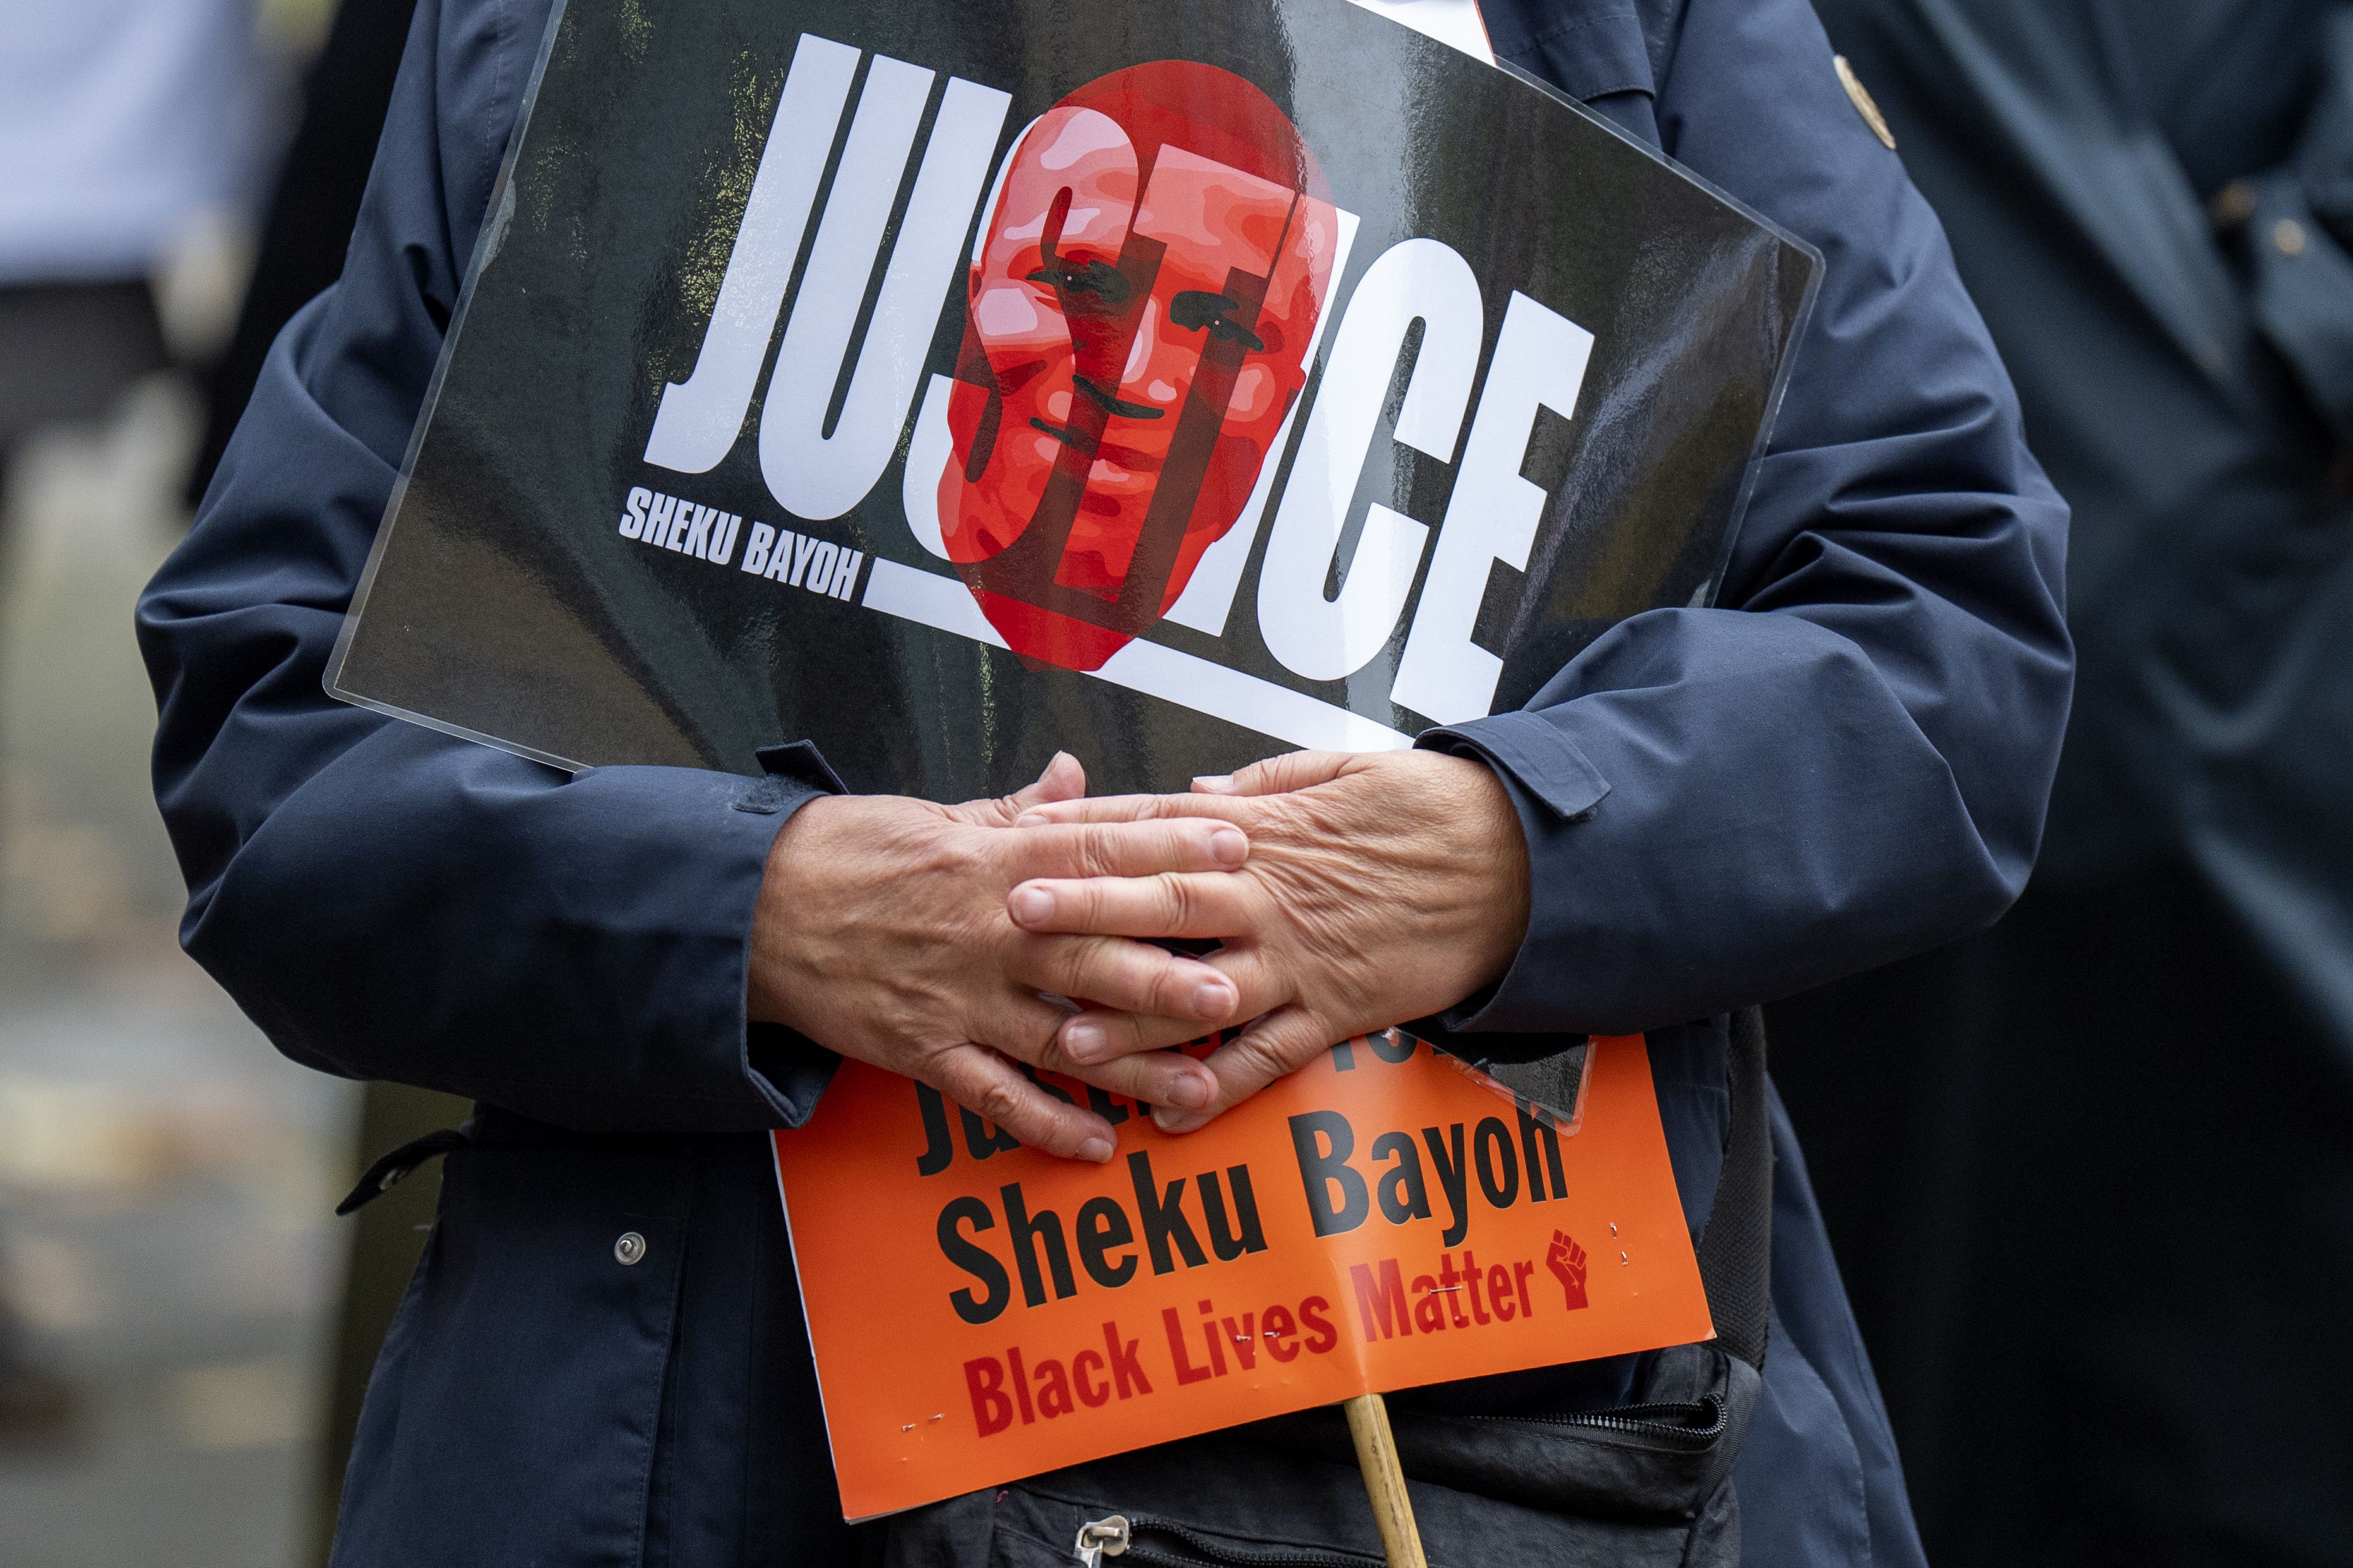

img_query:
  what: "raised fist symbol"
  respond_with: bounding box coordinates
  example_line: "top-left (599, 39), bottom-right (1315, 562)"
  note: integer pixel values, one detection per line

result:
top-left (1546, 1230), bottom-right (1590, 1311)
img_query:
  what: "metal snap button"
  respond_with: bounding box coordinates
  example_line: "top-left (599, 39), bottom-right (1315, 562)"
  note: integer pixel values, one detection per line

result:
top-left (2210, 179), bottom-right (2258, 230)
top-left (615, 1231), bottom-right (648, 1266)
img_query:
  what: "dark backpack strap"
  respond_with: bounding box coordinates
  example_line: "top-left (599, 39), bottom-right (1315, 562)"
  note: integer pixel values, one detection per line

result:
top-left (1693, 1006), bottom-right (1773, 1369)
top-left (337, 1126), bottom-right (471, 1216)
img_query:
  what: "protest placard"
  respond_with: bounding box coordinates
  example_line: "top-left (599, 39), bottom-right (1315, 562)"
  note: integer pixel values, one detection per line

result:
top-left (322, 0), bottom-right (1813, 1528)
top-left (772, 1033), bottom-right (1711, 1520)
top-left (326, 0), bottom-right (1815, 799)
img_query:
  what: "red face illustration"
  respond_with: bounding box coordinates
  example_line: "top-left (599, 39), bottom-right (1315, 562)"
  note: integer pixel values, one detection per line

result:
top-left (940, 63), bottom-right (1339, 671)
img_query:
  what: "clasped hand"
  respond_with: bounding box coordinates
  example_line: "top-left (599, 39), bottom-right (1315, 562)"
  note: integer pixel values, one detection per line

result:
top-left (1009, 749), bottom-right (1529, 1133)
top-left (749, 753), bottom-right (1238, 1162)
top-left (750, 749), bottom-right (1528, 1162)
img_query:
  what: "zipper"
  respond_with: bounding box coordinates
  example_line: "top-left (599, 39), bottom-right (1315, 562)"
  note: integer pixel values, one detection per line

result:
top-left (1476, 1392), bottom-right (1726, 1449)
top-left (1064, 1396), bottom-right (1720, 1567)
top-left (1074, 1514), bottom-right (1379, 1568)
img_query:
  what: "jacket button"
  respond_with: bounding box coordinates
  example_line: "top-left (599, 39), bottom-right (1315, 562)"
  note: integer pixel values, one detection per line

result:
top-left (615, 1231), bottom-right (648, 1266)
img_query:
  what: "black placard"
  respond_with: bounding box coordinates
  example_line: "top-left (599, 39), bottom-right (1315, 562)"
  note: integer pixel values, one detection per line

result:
top-left (330, 0), bottom-right (1816, 798)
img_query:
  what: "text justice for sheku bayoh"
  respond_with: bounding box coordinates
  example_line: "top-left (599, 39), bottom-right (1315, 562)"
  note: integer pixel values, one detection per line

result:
top-left (919, 1037), bottom-right (1589, 1437)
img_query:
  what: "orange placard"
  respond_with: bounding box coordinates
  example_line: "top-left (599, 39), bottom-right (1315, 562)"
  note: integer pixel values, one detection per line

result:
top-left (771, 1034), bottom-right (1711, 1520)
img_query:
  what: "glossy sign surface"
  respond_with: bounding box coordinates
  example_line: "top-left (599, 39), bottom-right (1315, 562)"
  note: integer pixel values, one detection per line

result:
top-left (328, 0), bottom-right (1816, 800)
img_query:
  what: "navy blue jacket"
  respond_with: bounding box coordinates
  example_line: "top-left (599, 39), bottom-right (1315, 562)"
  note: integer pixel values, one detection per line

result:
top-left (137, 0), bottom-right (2071, 1563)
top-left (1771, 3), bottom-right (2353, 1560)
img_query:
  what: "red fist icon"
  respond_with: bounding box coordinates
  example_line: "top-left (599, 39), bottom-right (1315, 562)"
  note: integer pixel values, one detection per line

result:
top-left (1546, 1230), bottom-right (1590, 1312)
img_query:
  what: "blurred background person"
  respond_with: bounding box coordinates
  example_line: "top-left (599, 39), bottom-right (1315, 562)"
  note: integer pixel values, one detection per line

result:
top-left (4, 0), bottom-right (465, 1554)
top-left (0, 2), bottom-right (377, 1563)
top-left (169, 5), bottom-right (462, 1558)
top-left (189, 0), bottom-right (420, 506)
top-left (0, 0), bottom-right (269, 1450)
top-left (1773, 3), bottom-right (2353, 1565)
top-left (0, 0), bottom-right (264, 498)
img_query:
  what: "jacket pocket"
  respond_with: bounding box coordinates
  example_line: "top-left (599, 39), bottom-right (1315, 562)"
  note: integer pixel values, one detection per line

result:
top-left (976, 1474), bottom-right (1394, 1568)
top-left (933, 1459), bottom-right (1714, 1568)
top-left (330, 1145), bottom-right (692, 1568)
top-left (881, 1360), bottom-right (1751, 1568)
top-left (1019, 1507), bottom-right (1385, 1568)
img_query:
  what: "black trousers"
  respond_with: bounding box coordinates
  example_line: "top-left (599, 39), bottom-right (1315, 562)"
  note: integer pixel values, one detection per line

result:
top-left (1773, 860), bottom-right (2353, 1568)
top-left (0, 279), bottom-right (170, 460)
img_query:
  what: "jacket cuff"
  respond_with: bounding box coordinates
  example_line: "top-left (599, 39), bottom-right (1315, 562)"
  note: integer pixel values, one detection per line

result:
top-left (743, 1024), bottom-right (839, 1128)
top-left (1413, 711), bottom-right (1608, 1055)
top-left (729, 743), bottom-right (847, 1127)
top-left (1421, 708), bottom-right (1612, 820)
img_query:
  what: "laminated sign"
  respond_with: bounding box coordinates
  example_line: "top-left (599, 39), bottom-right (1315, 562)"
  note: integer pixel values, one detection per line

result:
top-left (325, 0), bottom-right (1816, 1522)
top-left (327, 0), bottom-right (1815, 792)
top-left (773, 1033), bottom-right (1714, 1520)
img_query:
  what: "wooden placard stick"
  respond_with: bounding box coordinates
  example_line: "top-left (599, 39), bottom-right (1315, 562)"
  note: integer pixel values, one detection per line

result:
top-left (1343, 1393), bottom-right (1428, 1568)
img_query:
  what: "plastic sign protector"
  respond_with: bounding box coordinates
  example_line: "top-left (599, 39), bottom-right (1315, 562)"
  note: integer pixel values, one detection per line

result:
top-left (327, 0), bottom-right (1818, 801)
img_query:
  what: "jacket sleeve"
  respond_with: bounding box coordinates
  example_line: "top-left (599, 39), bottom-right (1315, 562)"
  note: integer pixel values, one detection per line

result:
top-left (136, 0), bottom-right (839, 1134)
top-left (1423, 0), bottom-right (2074, 1040)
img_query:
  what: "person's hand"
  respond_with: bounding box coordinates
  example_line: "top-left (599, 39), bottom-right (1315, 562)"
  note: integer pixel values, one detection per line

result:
top-left (1004, 749), bottom-right (1530, 1131)
top-left (750, 754), bottom-right (1247, 1162)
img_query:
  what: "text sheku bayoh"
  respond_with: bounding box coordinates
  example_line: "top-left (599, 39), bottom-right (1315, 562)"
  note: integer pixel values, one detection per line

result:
top-left (920, 1036), bottom-right (1579, 1439)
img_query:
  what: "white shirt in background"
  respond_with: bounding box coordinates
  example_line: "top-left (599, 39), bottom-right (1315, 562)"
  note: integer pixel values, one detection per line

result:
top-left (0, 0), bottom-right (268, 286)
